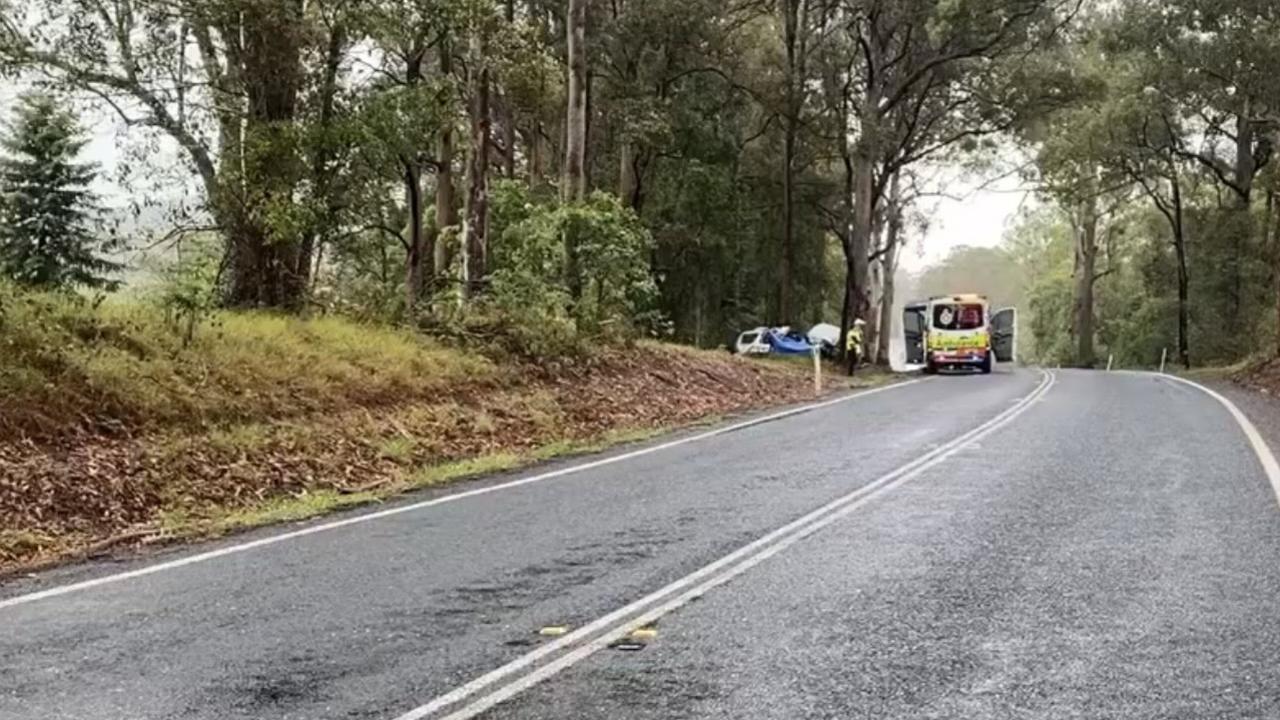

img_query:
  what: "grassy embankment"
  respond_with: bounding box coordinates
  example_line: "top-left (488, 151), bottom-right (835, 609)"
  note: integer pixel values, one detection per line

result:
top-left (0, 286), bottom-right (896, 572)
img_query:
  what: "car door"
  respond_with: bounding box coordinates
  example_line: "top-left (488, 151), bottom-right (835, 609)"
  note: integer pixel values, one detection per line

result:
top-left (991, 307), bottom-right (1017, 363)
top-left (903, 302), bottom-right (927, 364)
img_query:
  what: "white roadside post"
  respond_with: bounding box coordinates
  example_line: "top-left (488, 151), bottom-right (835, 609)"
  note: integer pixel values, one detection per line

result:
top-left (1107, 354), bottom-right (1114, 372)
top-left (813, 345), bottom-right (822, 396)
top-left (1160, 347), bottom-right (1168, 374)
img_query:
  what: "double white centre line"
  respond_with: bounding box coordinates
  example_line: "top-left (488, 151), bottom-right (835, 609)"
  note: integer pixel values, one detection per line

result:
top-left (395, 370), bottom-right (1056, 720)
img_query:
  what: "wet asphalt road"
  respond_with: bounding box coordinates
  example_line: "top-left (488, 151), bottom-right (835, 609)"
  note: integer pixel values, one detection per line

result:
top-left (4, 368), bottom-right (1280, 720)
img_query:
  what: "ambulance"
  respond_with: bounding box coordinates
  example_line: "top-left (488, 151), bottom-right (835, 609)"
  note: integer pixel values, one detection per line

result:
top-left (903, 294), bottom-right (1016, 374)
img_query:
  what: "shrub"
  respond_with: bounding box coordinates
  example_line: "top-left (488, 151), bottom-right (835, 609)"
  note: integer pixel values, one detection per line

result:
top-left (151, 234), bottom-right (222, 346)
top-left (487, 185), bottom-right (662, 357)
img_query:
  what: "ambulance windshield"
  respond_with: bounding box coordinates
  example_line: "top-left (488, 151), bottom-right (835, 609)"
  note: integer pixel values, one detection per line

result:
top-left (932, 303), bottom-right (984, 331)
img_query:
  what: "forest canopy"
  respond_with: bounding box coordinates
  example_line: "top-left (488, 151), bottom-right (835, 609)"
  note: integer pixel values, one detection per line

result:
top-left (0, 0), bottom-right (1275, 369)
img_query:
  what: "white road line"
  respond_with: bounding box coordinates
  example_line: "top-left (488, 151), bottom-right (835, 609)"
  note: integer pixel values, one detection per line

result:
top-left (0, 378), bottom-right (927, 611)
top-left (1155, 373), bottom-right (1280, 507)
top-left (394, 370), bottom-right (1055, 720)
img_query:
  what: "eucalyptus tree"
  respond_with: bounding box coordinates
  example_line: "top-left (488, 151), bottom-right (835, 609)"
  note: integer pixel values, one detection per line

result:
top-left (0, 0), bottom-right (364, 308)
top-left (1107, 0), bottom-right (1280, 338)
top-left (825, 0), bottom-right (1082, 358)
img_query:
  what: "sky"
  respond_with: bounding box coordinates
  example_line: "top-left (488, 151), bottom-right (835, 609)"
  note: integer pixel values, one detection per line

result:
top-left (896, 163), bottom-right (1037, 273)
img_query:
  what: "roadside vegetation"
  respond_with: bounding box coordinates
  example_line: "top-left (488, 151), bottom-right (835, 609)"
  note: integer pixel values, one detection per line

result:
top-left (8, 0), bottom-right (1278, 568)
top-left (0, 284), bottom-right (493, 442)
top-left (0, 287), bottom-right (882, 571)
top-left (911, 3), bottom-right (1280, 374)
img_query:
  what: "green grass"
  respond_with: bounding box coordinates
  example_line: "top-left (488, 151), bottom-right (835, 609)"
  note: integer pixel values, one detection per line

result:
top-left (1178, 358), bottom-right (1253, 382)
top-left (161, 490), bottom-right (381, 538)
top-left (206, 423), bottom-right (278, 454)
top-left (411, 453), bottom-right (527, 487)
top-left (530, 426), bottom-right (671, 460)
top-left (377, 436), bottom-right (418, 463)
top-left (0, 282), bottom-right (497, 440)
top-left (0, 529), bottom-right (54, 561)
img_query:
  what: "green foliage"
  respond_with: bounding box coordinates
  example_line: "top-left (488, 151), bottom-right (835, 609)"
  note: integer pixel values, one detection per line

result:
top-left (3, 0), bottom-right (1224, 369)
top-left (151, 235), bottom-right (222, 346)
top-left (1184, 206), bottom-right (1273, 364)
top-left (998, 195), bottom-right (1280, 369)
top-left (0, 93), bottom-right (120, 290)
top-left (1024, 272), bottom-right (1074, 365)
top-left (492, 12), bottom-right (563, 121)
top-left (317, 225), bottom-right (410, 322)
top-left (483, 184), bottom-right (661, 357)
top-left (560, 194), bottom-right (662, 335)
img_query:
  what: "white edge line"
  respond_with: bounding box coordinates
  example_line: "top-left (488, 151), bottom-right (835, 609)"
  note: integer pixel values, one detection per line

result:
top-left (395, 370), bottom-right (1054, 720)
top-left (1153, 372), bottom-right (1280, 507)
top-left (0, 378), bottom-right (927, 611)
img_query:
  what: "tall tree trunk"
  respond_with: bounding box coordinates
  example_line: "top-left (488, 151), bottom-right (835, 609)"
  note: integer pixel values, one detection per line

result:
top-left (848, 133), bottom-right (876, 333)
top-left (304, 20), bottom-right (347, 294)
top-left (780, 127), bottom-right (796, 323)
top-left (584, 61), bottom-right (594, 193)
top-left (225, 0), bottom-right (306, 309)
top-left (1171, 175), bottom-right (1190, 369)
top-left (528, 123), bottom-right (546, 188)
top-left (500, 97), bottom-right (517, 179)
top-left (530, 8), bottom-right (552, 190)
top-left (1235, 101), bottom-right (1256, 207)
top-left (1228, 102), bottom-right (1257, 336)
top-left (500, 0), bottom-right (518, 180)
top-left (404, 160), bottom-right (426, 309)
top-left (865, 219), bottom-right (884, 359)
top-left (1270, 189), bottom-right (1280, 357)
top-left (877, 249), bottom-right (898, 366)
top-left (403, 47), bottom-right (431, 310)
top-left (562, 0), bottom-right (588, 300)
top-left (835, 78), bottom-right (855, 362)
top-left (876, 172), bottom-right (904, 366)
top-left (778, 0), bottom-right (804, 324)
top-left (1072, 192), bottom-right (1099, 368)
top-left (1175, 235), bottom-right (1190, 369)
top-left (463, 26), bottom-right (491, 298)
top-left (562, 0), bottom-right (587, 203)
top-left (434, 43), bottom-right (459, 282)
top-left (619, 140), bottom-right (637, 209)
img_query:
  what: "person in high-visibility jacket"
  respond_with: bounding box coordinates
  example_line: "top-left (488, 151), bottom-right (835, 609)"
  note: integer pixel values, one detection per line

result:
top-left (846, 318), bottom-right (866, 376)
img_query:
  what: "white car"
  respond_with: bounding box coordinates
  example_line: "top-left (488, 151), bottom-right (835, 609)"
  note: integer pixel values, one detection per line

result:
top-left (734, 327), bottom-right (772, 355)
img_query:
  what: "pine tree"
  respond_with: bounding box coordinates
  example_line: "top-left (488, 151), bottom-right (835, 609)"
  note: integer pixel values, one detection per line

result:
top-left (0, 93), bottom-right (120, 289)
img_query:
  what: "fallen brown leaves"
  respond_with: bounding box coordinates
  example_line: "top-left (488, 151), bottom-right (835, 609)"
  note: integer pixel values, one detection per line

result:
top-left (1235, 358), bottom-right (1280, 395)
top-left (0, 345), bottom-right (860, 574)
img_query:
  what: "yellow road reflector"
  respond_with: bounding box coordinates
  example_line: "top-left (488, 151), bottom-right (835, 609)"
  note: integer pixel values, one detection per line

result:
top-left (629, 627), bottom-right (658, 641)
top-left (538, 625), bottom-right (570, 637)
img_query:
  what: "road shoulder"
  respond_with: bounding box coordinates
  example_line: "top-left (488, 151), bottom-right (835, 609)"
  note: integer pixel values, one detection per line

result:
top-left (1198, 377), bottom-right (1280, 489)
top-left (0, 370), bottom-right (921, 598)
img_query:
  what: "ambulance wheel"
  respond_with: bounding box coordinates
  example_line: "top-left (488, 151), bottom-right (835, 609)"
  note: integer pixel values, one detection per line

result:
top-left (980, 355), bottom-right (993, 374)
top-left (924, 360), bottom-right (938, 375)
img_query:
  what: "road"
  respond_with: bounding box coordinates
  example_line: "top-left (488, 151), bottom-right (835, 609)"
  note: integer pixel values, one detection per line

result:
top-left (4, 368), bottom-right (1280, 719)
